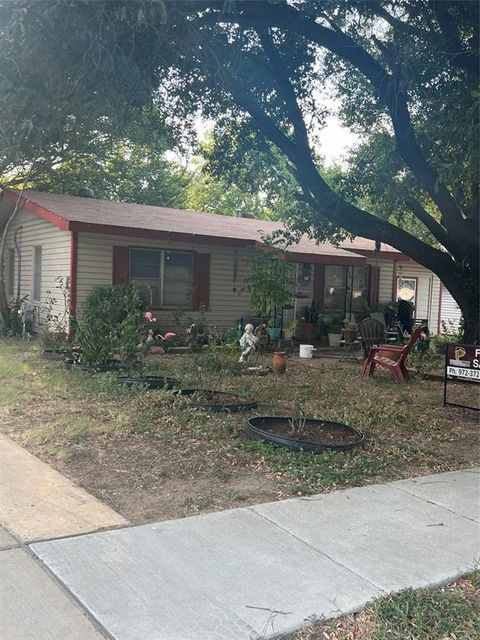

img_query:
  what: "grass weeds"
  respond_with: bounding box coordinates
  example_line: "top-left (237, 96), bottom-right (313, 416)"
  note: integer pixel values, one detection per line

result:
top-left (285, 570), bottom-right (480, 639)
top-left (0, 338), bottom-right (478, 522)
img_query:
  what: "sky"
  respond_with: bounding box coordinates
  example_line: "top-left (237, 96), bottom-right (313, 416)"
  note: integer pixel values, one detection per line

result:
top-left (187, 112), bottom-right (359, 169)
top-left (316, 115), bottom-right (359, 166)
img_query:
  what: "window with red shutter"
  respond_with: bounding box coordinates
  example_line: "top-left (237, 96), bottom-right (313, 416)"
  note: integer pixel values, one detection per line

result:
top-left (192, 253), bottom-right (210, 310)
top-left (112, 246), bottom-right (129, 285)
top-left (124, 247), bottom-right (196, 308)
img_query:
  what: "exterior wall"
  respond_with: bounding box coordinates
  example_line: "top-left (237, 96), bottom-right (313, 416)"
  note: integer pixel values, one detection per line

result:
top-left (395, 261), bottom-right (441, 335)
top-left (440, 285), bottom-right (462, 333)
top-left (3, 210), bottom-right (71, 325)
top-left (373, 259), bottom-right (395, 303)
top-left (365, 257), bottom-right (447, 335)
top-left (76, 232), bottom-right (253, 330)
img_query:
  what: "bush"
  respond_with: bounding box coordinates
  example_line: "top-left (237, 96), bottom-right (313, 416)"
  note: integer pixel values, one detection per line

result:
top-left (74, 285), bottom-right (148, 369)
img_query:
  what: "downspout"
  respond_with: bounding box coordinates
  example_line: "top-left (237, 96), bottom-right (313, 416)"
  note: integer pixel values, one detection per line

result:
top-left (69, 230), bottom-right (78, 338)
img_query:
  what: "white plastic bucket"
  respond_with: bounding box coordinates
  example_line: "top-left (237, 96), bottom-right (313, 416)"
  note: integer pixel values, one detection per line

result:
top-left (299, 344), bottom-right (315, 358)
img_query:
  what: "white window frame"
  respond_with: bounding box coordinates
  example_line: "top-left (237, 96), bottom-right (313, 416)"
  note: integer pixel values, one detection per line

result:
top-left (33, 246), bottom-right (42, 301)
top-left (397, 276), bottom-right (417, 308)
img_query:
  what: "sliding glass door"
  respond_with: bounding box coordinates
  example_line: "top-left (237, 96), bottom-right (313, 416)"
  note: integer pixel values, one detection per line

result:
top-left (316, 265), bottom-right (367, 319)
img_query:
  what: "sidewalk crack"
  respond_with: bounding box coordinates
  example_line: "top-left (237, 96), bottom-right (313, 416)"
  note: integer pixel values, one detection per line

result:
top-left (246, 507), bottom-right (384, 599)
top-left (389, 485), bottom-right (480, 524)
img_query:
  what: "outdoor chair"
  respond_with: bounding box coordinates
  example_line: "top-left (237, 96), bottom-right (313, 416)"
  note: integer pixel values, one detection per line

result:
top-left (360, 324), bottom-right (426, 383)
top-left (370, 312), bottom-right (386, 327)
top-left (358, 318), bottom-right (396, 360)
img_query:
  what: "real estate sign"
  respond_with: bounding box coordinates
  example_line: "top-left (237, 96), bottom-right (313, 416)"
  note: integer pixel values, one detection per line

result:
top-left (444, 344), bottom-right (480, 411)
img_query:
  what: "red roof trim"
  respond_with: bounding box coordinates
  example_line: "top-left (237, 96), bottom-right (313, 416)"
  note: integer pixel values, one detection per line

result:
top-left (70, 221), bottom-right (252, 248)
top-left (74, 223), bottom-right (366, 263)
top-left (3, 189), bottom-right (70, 231)
top-left (285, 252), bottom-right (365, 266)
top-left (345, 247), bottom-right (411, 262)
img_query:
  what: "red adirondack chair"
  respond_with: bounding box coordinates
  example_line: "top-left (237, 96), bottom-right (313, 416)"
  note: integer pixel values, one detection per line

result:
top-left (361, 324), bottom-right (426, 382)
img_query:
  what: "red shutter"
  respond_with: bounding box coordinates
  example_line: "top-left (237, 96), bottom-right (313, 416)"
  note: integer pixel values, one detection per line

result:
top-left (112, 246), bottom-right (129, 285)
top-left (368, 266), bottom-right (380, 306)
top-left (192, 253), bottom-right (210, 310)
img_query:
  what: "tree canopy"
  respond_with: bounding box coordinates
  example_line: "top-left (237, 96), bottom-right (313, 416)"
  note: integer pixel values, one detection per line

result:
top-left (0, 0), bottom-right (478, 339)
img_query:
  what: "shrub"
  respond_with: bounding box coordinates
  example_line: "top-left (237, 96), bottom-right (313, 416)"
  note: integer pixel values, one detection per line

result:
top-left (74, 284), bottom-right (148, 369)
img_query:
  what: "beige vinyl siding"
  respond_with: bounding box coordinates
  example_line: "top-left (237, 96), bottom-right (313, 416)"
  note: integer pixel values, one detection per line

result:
top-left (76, 232), bottom-right (253, 329)
top-left (3, 210), bottom-right (71, 325)
top-left (365, 258), bottom-right (444, 334)
top-left (440, 285), bottom-right (462, 332)
top-left (364, 258), bottom-right (395, 304)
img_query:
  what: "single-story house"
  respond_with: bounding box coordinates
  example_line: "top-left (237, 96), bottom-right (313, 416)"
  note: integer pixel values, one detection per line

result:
top-left (0, 189), bottom-right (461, 335)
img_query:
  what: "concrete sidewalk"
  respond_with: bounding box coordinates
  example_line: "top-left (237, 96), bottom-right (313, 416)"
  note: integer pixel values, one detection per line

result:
top-left (29, 468), bottom-right (480, 640)
top-left (0, 525), bottom-right (105, 639)
top-left (0, 434), bottom-right (127, 542)
top-left (0, 434), bottom-right (127, 639)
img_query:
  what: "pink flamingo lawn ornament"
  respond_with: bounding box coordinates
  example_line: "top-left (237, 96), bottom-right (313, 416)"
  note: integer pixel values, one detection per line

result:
top-left (156, 332), bottom-right (176, 341)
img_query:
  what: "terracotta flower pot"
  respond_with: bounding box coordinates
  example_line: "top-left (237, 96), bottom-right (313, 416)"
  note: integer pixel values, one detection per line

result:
top-left (272, 351), bottom-right (287, 375)
top-left (343, 329), bottom-right (357, 343)
top-left (303, 322), bottom-right (317, 339)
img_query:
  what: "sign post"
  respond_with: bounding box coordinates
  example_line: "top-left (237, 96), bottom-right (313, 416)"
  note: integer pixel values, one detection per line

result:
top-left (444, 344), bottom-right (480, 411)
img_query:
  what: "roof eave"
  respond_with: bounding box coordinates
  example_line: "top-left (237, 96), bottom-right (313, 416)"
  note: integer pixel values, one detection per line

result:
top-left (3, 189), bottom-right (70, 231)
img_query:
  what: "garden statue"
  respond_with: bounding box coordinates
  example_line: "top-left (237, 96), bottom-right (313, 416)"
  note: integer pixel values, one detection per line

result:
top-left (20, 300), bottom-right (35, 339)
top-left (239, 323), bottom-right (258, 363)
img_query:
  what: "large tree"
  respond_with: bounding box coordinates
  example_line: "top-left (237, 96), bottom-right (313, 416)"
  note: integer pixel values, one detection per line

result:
top-left (1, 1), bottom-right (478, 339)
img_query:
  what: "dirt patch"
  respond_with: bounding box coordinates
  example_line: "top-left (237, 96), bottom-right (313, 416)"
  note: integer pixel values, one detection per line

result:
top-left (53, 434), bottom-right (280, 524)
top-left (0, 340), bottom-right (478, 524)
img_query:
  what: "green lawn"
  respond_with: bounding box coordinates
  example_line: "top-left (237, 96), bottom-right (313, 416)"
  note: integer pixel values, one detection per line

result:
top-left (0, 338), bottom-right (478, 523)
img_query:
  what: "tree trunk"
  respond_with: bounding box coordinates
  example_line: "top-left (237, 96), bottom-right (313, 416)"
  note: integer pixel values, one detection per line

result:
top-left (0, 191), bottom-right (25, 331)
top-left (435, 266), bottom-right (479, 344)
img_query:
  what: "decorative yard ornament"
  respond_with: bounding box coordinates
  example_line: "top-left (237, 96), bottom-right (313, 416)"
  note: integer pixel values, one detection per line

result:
top-left (20, 300), bottom-right (35, 339)
top-left (239, 323), bottom-right (258, 363)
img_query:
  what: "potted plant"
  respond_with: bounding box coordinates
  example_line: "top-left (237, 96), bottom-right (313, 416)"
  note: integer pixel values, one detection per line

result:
top-left (302, 301), bottom-right (319, 339)
top-left (243, 241), bottom-right (295, 340)
top-left (327, 315), bottom-right (343, 347)
top-left (342, 320), bottom-right (358, 343)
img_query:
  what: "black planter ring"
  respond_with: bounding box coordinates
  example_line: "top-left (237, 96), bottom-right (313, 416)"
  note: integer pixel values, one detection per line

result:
top-left (41, 349), bottom-right (68, 361)
top-left (116, 376), bottom-right (180, 390)
top-left (246, 416), bottom-right (364, 453)
top-left (178, 388), bottom-right (258, 413)
top-left (64, 360), bottom-right (91, 373)
top-left (65, 360), bottom-right (120, 373)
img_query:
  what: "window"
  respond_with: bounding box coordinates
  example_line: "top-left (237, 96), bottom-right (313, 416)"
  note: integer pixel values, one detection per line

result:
top-left (397, 277), bottom-right (417, 306)
top-left (322, 265), bottom-right (367, 316)
top-left (33, 246), bottom-right (42, 301)
top-left (7, 248), bottom-right (15, 296)
top-left (129, 248), bottom-right (193, 307)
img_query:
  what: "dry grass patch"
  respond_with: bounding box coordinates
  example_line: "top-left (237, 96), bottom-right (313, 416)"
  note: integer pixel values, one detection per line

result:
top-left (284, 571), bottom-right (480, 639)
top-left (0, 339), bottom-right (478, 523)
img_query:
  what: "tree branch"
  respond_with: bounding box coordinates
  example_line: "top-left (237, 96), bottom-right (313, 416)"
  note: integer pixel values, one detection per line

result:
top-left (255, 29), bottom-right (311, 156)
top-left (404, 198), bottom-right (460, 256)
top-left (218, 64), bottom-right (454, 279)
top-left (432, 1), bottom-right (479, 78)
top-left (205, 0), bottom-right (470, 242)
